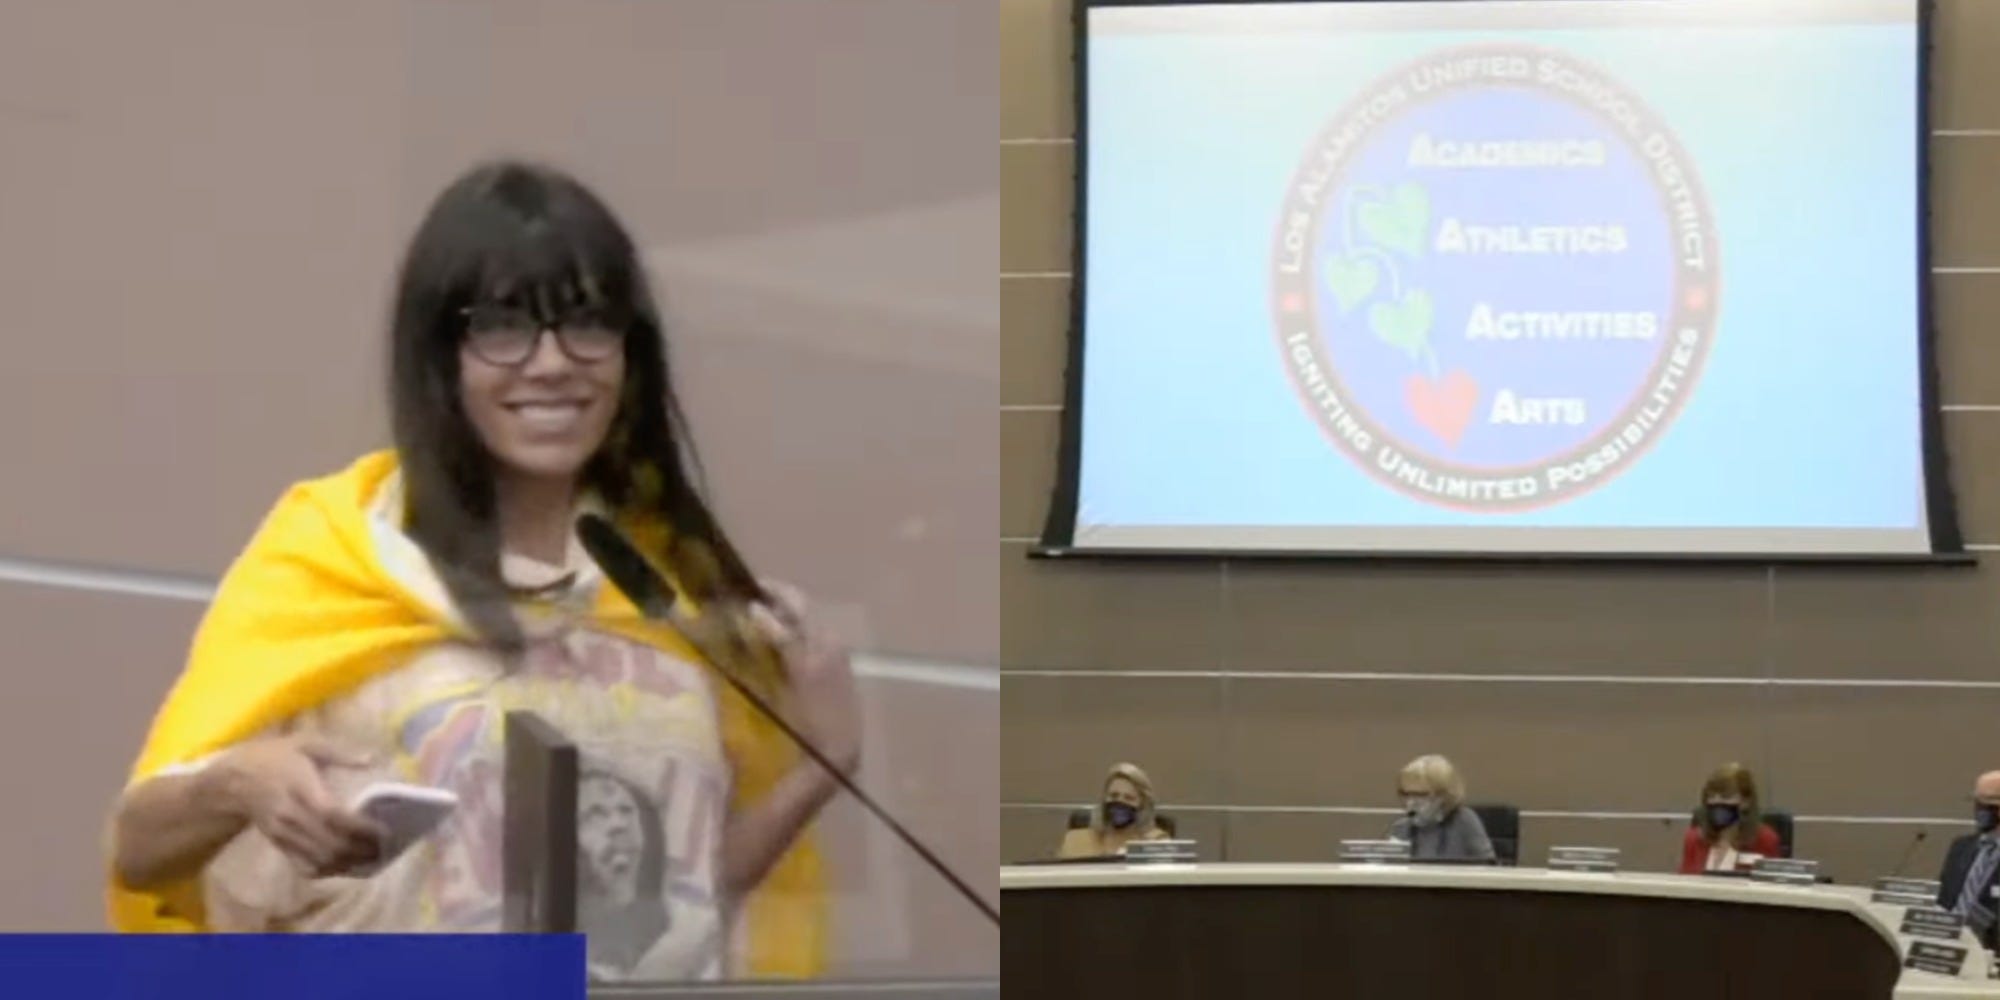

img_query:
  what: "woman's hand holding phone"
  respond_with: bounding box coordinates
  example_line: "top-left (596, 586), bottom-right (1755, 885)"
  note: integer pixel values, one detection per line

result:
top-left (210, 734), bottom-right (387, 878)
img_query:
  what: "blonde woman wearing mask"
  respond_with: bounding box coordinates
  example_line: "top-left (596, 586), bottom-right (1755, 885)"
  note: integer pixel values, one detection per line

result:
top-left (1057, 763), bottom-right (1170, 859)
top-left (1389, 755), bottom-right (1495, 863)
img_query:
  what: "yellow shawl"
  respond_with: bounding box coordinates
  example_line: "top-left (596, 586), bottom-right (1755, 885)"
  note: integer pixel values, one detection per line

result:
top-left (108, 450), bottom-right (826, 976)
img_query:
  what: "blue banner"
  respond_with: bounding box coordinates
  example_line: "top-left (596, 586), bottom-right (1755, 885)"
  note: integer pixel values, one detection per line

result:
top-left (0, 935), bottom-right (584, 999)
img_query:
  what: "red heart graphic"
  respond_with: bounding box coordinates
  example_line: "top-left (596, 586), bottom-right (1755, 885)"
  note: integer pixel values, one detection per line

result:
top-left (1405, 370), bottom-right (1480, 448)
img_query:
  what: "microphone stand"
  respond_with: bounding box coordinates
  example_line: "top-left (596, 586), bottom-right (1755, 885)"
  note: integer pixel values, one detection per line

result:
top-left (695, 624), bottom-right (1001, 926)
top-left (1889, 830), bottom-right (1928, 879)
top-left (577, 515), bottom-right (999, 927)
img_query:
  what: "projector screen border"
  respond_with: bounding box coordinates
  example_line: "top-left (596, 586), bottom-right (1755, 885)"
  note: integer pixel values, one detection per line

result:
top-left (1025, 544), bottom-right (1976, 569)
top-left (1036, 0), bottom-right (1965, 563)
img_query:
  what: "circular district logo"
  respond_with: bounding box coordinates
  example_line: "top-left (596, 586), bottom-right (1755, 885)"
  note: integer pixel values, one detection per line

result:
top-left (1271, 46), bottom-right (1720, 512)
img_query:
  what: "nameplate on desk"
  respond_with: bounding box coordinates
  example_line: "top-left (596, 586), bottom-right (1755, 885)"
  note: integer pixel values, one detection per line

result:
top-left (1873, 877), bottom-right (1942, 907)
top-left (1905, 940), bottom-right (1970, 978)
top-left (1874, 888), bottom-right (1941, 907)
top-left (1123, 839), bottom-right (1197, 864)
top-left (1547, 846), bottom-right (1620, 873)
top-left (1749, 857), bottom-right (1819, 886)
top-left (1340, 839), bottom-right (1412, 864)
top-left (1878, 876), bottom-right (1943, 897)
top-left (1899, 906), bottom-right (1966, 941)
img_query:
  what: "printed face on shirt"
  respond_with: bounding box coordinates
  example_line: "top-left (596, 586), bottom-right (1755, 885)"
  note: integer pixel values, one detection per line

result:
top-left (580, 772), bottom-right (648, 905)
top-left (459, 305), bottom-right (625, 484)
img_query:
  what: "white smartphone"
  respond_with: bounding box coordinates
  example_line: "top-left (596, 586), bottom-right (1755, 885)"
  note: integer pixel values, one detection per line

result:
top-left (347, 782), bottom-right (460, 877)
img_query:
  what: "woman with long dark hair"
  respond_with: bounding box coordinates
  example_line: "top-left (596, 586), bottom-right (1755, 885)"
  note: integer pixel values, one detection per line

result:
top-left (105, 161), bottom-right (854, 980)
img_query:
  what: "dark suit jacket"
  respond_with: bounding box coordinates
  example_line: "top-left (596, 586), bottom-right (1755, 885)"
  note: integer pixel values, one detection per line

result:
top-left (1937, 833), bottom-right (2000, 949)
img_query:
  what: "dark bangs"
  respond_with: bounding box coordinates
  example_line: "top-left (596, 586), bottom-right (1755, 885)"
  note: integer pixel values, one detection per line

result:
top-left (418, 166), bottom-right (646, 337)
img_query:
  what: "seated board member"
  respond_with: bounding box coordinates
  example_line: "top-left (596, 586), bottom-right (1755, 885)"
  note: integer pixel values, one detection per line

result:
top-left (1057, 763), bottom-right (1171, 859)
top-left (1938, 770), bottom-right (2000, 950)
top-left (1387, 755), bottom-right (1494, 863)
top-left (104, 162), bottom-right (859, 981)
top-left (1678, 763), bottom-right (1781, 875)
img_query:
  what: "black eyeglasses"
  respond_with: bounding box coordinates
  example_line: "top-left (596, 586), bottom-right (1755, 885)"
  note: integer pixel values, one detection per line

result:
top-left (460, 305), bottom-right (625, 367)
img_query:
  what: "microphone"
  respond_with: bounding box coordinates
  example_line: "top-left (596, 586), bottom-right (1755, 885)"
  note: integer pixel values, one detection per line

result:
top-left (575, 515), bottom-right (676, 619)
top-left (575, 514), bottom-right (1000, 927)
top-left (1395, 806), bottom-right (1418, 858)
top-left (1888, 829), bottom-right (1929, 879)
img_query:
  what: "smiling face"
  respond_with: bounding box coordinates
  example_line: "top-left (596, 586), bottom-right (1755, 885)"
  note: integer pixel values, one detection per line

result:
top-left (458, 304), bottom-right (625, 487)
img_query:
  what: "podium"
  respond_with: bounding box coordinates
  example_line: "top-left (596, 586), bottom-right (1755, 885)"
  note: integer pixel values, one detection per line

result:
top-left (503, 711), bottom-right (579, 935)
top-left (1003, 863), bottom-right (1907, 999)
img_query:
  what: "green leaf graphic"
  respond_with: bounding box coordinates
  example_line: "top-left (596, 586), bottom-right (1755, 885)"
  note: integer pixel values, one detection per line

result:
top-left (1369, 289), bottom-right (1433, 360)
top-left (1323, 255), bottom-right (1379, 313)
top-left (1358, 183), bottom-right (1431, 258)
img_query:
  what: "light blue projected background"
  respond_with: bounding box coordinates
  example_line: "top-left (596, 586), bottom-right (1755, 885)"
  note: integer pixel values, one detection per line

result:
top-left (1071, 0), bottom-right (1931, 555)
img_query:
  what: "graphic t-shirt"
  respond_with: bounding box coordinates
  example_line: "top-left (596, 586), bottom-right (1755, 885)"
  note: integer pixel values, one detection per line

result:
top-left (196, 542), bottom-right (735, 983)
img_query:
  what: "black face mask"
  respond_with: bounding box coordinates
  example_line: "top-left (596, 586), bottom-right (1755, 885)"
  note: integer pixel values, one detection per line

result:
top-left (1706, 804), bottom-right (1742, 830)
top-left (1104, 801), bottom-right (1139, 830)
top-left (1975, 804), bottom-right (1998, 834)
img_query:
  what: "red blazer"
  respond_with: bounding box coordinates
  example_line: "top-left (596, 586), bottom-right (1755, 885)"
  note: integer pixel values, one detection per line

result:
top-left (1679, 823), bottom-right (1782, 874)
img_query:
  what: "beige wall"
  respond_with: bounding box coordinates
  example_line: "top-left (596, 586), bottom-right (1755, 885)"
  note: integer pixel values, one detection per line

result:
top-left (1000, 0), bottom-right (2000, 884)
top-left (0, 0), bottom-right (996, 979)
